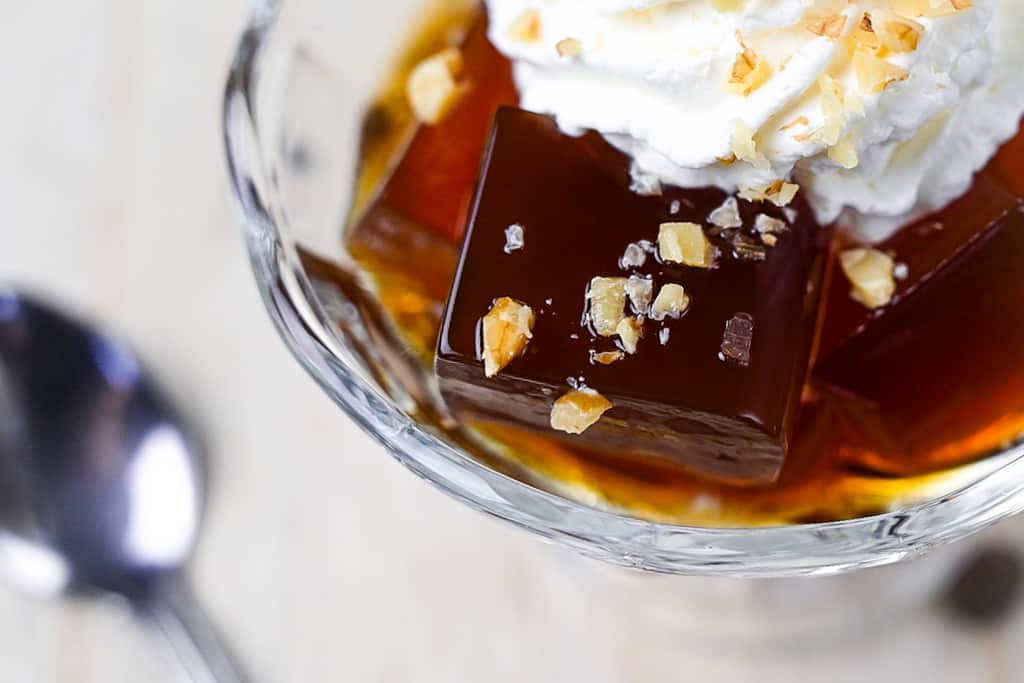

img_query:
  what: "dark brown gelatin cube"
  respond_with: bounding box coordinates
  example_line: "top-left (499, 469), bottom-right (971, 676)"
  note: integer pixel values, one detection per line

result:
top-left (815, 200), bottom-right (1024, 475)
top-left (347, 15), bottom-right (517, 356)
top-left (436, 108), bottom-right (830, 486)
top-left (352, 15), bottom-right (517, 245)
top-left (816, 174), bottom-right (1021, 360)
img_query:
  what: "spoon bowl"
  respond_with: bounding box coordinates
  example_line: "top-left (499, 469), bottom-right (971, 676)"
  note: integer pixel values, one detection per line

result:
top-left (0, 289), bottom-right (243, 683)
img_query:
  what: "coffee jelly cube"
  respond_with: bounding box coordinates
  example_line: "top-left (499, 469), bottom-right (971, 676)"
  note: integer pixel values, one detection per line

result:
top-left (351, 15), bottom-right (517, 247)
top-left (436, 108), bottom-right (831, 485)
top-left (346, 15), bottom-right (517, 354)
top-left (815, 196), bottom-right (1024, 474)
top-left (816, 175), bottom-right (1020, 360)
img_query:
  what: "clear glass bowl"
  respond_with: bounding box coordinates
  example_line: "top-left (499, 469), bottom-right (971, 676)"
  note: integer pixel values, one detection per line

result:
top-left (223, 0), bottom-right (1024, 577)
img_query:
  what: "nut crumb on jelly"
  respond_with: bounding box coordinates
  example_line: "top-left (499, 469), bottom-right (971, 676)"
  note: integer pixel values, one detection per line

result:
top-left (550, 389), bottom-right (613, 435)
top-left (481, 297), bottom-right (535, 378)
top-left (840, 248), bottom-right (897, 310)
top-left (590, 349), bottom-right (624, 366)
top-left (658, 222), bottom-right (715, 268)
top-left (504, 223), bottom-right (525, 253)
top-left (616, 316), bottom-right (644, 355)
top-left (625, 275), bottom-right (654, 313)
top-left (754, 213), bottom-right (787, 236)
top-left (650, 284), bottom-right (690, 321)
top-left (406, 48), bottom-right (465, 125)
top-left (619, 243), bottom-right (648, 270)
top-left (709, 196), bottom-right (743, 229)
top-left (587, 277), bottom-right (629, 337)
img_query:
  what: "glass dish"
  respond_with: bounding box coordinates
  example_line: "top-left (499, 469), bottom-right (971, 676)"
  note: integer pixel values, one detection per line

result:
top-left (223, 0), bottom-right (1024, 577)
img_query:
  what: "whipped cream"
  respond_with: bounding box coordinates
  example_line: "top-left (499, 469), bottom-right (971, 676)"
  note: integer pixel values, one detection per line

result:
top-left (485, 0), bottom-right (1024, 241)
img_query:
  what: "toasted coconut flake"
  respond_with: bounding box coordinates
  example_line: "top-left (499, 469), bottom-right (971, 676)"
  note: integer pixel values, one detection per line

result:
top-left (556, 37), bottom-right (583, 57)
top-left (805, 13), bottom-right (848, 40)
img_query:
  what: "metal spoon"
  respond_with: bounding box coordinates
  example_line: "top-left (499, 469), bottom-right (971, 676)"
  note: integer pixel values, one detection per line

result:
top-left (0, 289), bottom-right (246, 683)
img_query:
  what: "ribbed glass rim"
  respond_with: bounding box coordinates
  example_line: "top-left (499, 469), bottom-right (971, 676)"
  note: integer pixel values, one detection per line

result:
top-left (222, 0), bottom-right (1024, 577)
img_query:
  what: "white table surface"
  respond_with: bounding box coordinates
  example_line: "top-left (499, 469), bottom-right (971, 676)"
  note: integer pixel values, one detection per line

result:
top-left (3, 2), bottom-right (1024, 681)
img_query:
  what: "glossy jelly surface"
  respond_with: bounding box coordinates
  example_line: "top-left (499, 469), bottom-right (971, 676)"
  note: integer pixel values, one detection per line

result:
top-left (437, 109), bottom-right (829, 485)
top-left (338, 10), bottom-right (1024, 524)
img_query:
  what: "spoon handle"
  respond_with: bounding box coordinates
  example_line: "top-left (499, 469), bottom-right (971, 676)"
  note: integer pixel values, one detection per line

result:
top-left (141, 573), bottom-right (248, 683)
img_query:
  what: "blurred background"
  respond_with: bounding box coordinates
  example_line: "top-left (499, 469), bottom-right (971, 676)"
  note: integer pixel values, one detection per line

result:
top-left (3, 1), bottom-right (1024, 681)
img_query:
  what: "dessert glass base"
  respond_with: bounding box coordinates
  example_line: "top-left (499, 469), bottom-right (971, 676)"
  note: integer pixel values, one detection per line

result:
top-left (224, 0), bottom-right (1024, 577)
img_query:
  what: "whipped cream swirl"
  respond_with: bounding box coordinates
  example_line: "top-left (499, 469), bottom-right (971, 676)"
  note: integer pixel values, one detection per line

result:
top-left (486, 0), bottom-right (1024, 240)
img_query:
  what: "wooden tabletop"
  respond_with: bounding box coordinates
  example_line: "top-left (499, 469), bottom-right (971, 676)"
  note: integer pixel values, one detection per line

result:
top-left (2, 2), bottom-right (1024, 681)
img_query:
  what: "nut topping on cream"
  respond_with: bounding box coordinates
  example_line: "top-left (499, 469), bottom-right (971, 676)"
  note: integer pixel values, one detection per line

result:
top-left (486, 0), bottom-right (1024, 240)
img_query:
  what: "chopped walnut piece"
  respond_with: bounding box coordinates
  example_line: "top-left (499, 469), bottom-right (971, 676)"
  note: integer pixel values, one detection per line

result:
top-left (619, 243), bottom-right (648, 270)
top-left (406, 48), bottom-right (465, 125)
top-left (625, 275), bottom-right (654, 313)
top-left (840, 248), bottom-right (896, 310)
top-left (658, 222), bottom-right (715, 268)
top-left (480, 297), bottom-right (535, 377)
top-left (550, 389), bottom-right (613, 435)
top-left (616, 316), bottom-right (644, 354)
top-left (754, 213), bottom-right (787, 235)
top-left (587, 277), bottom-right (629, 337)
top-left (590, 349), bottom-right (624, 366)
top-left (650, 284), bottom-right (690, 321)
top-left (709, 196), bottom-right (743, 229)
